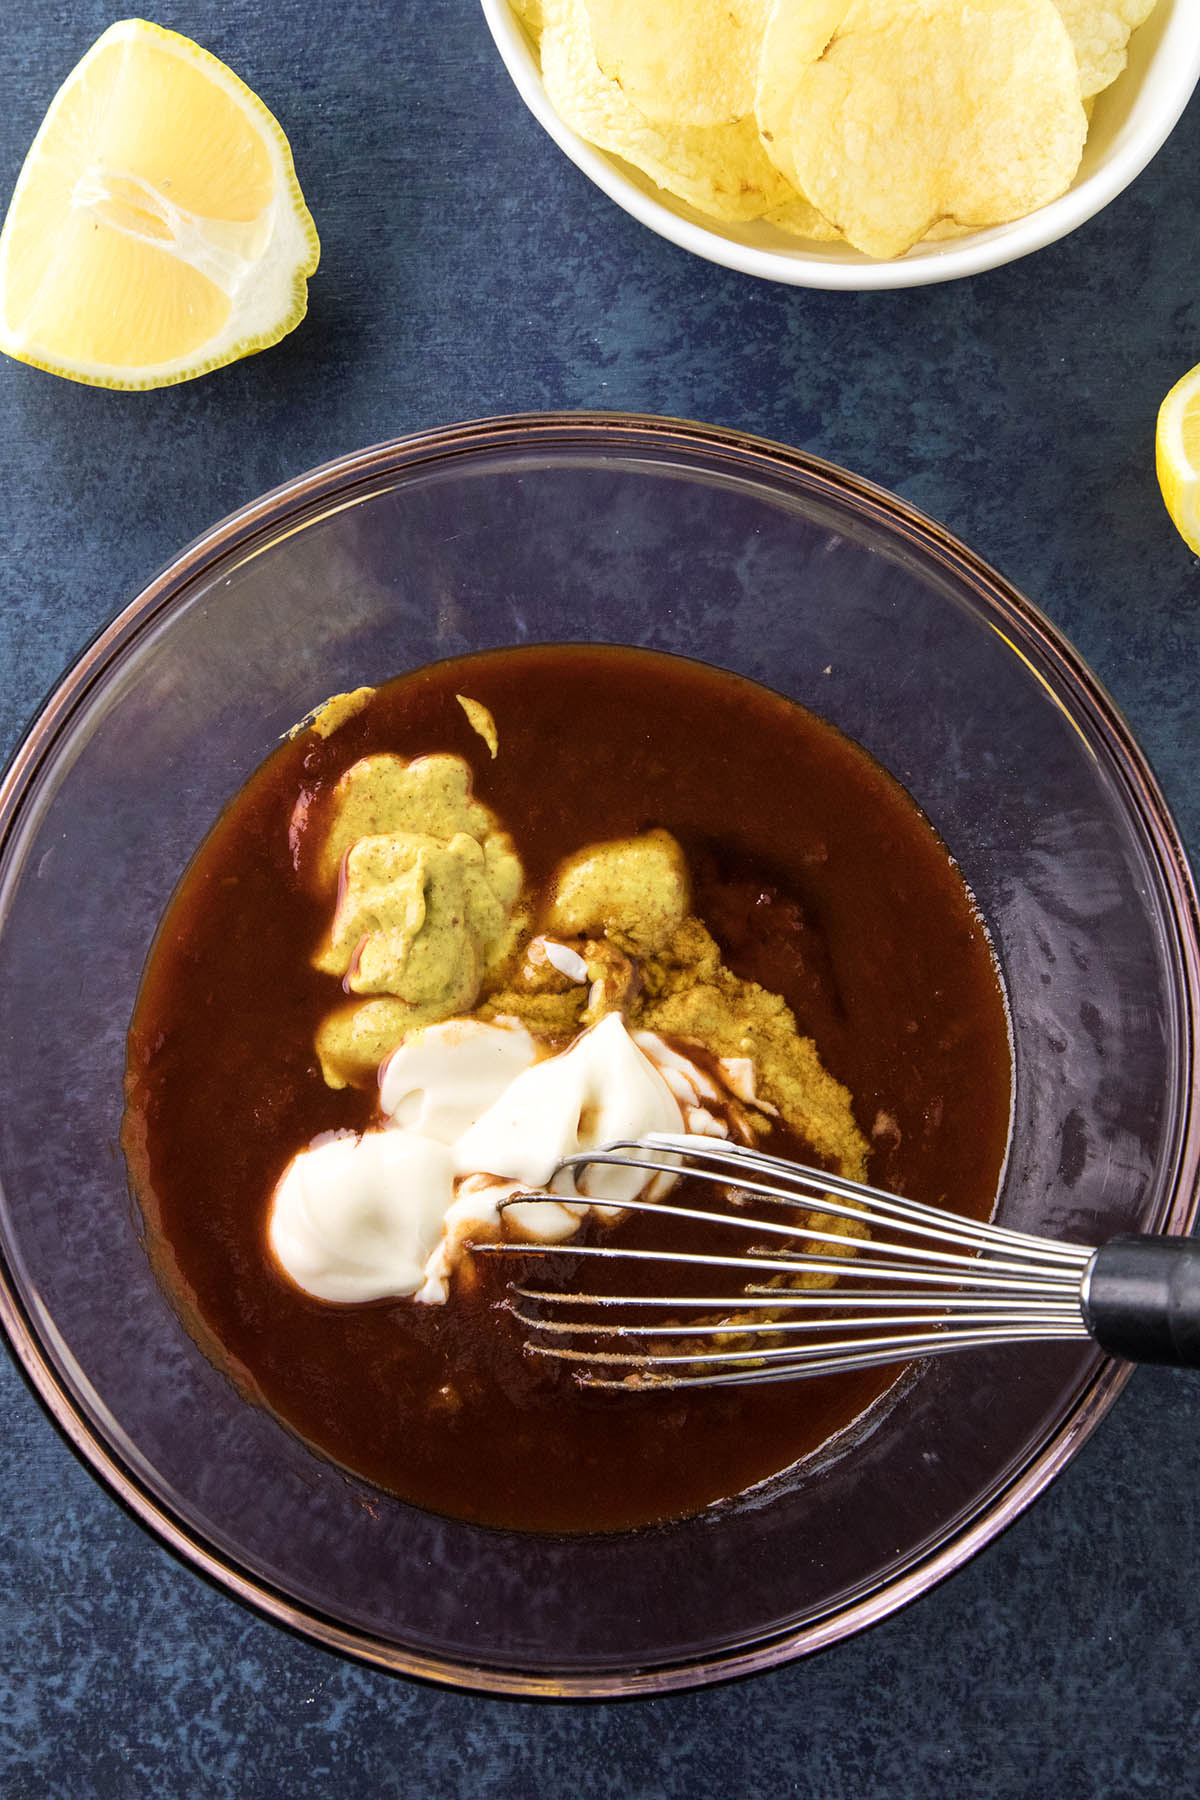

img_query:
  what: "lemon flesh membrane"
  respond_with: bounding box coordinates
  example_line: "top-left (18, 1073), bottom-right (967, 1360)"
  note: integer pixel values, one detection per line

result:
top-left (0, 20), bottom-right (319, 388)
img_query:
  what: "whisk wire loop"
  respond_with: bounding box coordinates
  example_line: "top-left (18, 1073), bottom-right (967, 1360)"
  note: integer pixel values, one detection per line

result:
top-left (474, 1134), bottom-right (1200, 1389)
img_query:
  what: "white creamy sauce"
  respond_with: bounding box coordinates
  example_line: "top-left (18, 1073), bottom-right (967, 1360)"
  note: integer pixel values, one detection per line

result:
top-left (452, 1012), bottom-right (681, 1199)
top-left (268, 1129), bottom-right (455, 1303)
top-left (538, 937), bottom-right (590, 982)
top-left (267, 1013), bottom-right (739, 1306)
top-left (379, 1017), bottom-right (538, 1141)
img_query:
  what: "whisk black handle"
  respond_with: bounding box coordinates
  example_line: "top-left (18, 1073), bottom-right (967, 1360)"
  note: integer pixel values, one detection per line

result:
top-left (1082, 1236), bottom-right (1200, 1366)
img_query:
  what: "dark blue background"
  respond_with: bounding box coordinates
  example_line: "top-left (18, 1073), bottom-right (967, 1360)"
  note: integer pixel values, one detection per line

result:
top-left (2, 4), bottom-right (1198, 1794)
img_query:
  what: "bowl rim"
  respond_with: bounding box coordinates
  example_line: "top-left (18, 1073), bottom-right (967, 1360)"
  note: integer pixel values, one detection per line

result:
top-left (1, 411), bottom-right (1198, 1695)
top-left (479, 0), bottom-right (1200, 290)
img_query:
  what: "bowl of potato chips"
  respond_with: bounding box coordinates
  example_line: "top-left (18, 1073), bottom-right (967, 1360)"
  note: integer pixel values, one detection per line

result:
top-left (482, 0), bottom-right (1200, 288)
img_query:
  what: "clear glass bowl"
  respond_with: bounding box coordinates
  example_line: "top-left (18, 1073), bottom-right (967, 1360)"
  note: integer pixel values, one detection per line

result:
top-left (0, 414), bottom-right (1196, 1696)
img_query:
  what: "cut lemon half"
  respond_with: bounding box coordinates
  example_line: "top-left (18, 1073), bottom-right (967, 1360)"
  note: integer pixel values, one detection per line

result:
top-left (1157, 362), bottom-right (1200, 556)
top-left (0, 18), bottom-right (319, 389)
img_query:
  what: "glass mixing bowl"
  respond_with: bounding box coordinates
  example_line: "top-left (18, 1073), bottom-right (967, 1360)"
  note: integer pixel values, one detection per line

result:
top-left (0, 414), bottom-right (1196, 1695)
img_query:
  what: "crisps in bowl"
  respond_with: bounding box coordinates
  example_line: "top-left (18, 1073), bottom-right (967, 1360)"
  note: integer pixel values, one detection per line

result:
top-left (1053, 0), bottom-right (1159, 97)
top-left (756, 0), bottom-right (852, 154)
top-left (583, 0), bottom-right (774, 127)
top-left (771, 0), bottom-right (1089, 259)
top-left (762, 193), bottom-right (843, 241)
top-left (542, 0), bottom-right (797, 222)
top-left (516, 0), bottom-right (1161, 260)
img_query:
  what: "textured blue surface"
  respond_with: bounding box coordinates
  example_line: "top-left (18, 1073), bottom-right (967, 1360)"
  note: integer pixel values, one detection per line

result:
top-left (2, 2), bottom-right (1200, 1794)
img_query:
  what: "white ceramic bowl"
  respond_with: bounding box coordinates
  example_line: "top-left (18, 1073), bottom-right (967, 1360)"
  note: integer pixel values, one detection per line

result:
top-left (481, 0), bottom-right (1200, 290)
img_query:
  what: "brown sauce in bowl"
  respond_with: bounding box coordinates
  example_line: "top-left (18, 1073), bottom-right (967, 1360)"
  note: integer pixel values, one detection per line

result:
top-left (123, 644), bottom-right (1012, 1533)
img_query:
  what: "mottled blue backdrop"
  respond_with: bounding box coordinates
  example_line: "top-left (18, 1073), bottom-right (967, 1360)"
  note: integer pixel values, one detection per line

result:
top-left (1, 3), bottom-right (1198, 1795)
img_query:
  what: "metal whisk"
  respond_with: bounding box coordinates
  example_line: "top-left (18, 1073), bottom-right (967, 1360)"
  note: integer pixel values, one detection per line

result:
top-left (476, 1132), bottom-right (1200, 1390)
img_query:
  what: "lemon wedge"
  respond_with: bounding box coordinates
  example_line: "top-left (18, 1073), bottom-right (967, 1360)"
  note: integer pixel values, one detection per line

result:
top-left (0, 19), bottom-right (319, 389)
top-left (1156, 363), bottom-right (1200, 556)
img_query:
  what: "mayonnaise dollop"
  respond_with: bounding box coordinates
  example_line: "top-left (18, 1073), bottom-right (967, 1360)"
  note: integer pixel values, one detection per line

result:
top-left (267, 1013), bottom-right (732, 1307)
top-left (379, 1017), bottom-right (538, 1141)
top-left (267, 1129), bottom-right (455, 1303)
top-left (453, 1012), bottom-right (681, 1202)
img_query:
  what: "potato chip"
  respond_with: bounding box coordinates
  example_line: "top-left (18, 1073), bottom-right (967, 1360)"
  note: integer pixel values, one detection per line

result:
top-left (773, 0), bottom-right (1088, 259)
top-left (756, 0), bottom-right (852, 153)
top-left (1052, 0), bottom-right (1158, 98)
top-left (921, 218), bottom-right (972, 242)
top-left (755, 1), bottom-right (857, 228)
top-left (541, 0), bottom-right (796, 222)
top-left (582, 0), bottom-right (774, 128)
top-left (511, 0), bottom-right (545, 34)
top-left (762, 194), bottom-right (843, 241)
